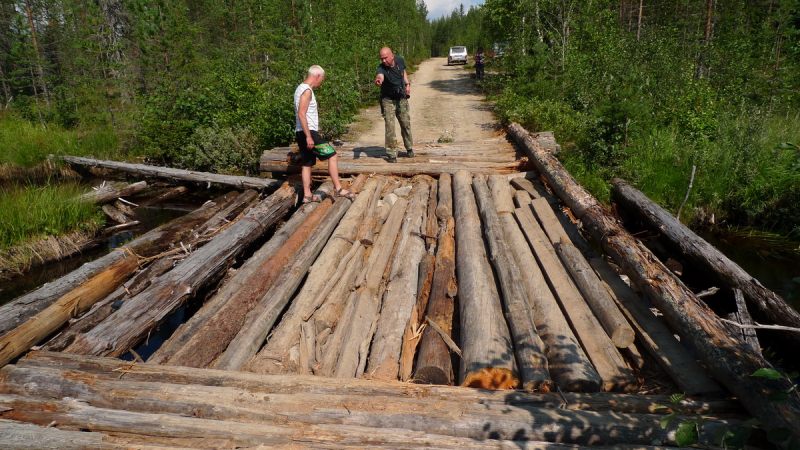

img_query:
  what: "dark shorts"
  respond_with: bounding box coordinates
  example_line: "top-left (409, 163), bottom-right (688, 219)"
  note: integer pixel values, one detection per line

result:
top-left (296, 130), bottom-right (336, 167)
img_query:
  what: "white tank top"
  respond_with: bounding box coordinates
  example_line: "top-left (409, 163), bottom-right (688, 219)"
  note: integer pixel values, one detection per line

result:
top-left (294, 83), bottom-right (318, 132)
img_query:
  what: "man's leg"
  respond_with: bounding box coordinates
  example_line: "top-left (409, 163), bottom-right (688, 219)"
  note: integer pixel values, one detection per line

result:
top-left (327, 153), bottom-right (342, 192)
top-left (381, 98), bottom-right (397, 158)
top-left (397, 98), bottom-right (414, 156)
top-left (301, 165), bottom-right (313, 198)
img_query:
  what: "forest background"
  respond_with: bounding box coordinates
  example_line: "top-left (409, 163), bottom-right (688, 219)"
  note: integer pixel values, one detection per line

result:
top-left (1, 0), bottom-right (800, 252)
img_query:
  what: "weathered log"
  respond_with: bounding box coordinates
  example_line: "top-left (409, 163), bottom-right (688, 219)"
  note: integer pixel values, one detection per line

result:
top-left (0, 419), bottom-right (183, 450)
top-left (436, 173), bottom-right (453, 220)
top-left (63, 185), bottom-right (297, 357)
top-left (62, 155), bottom-right (282, 190)
top-left (213, 193), bottom-right (355, 371)
top-left (473, 175), bottom-right (551, 391)
top-left (193, 188), bottom-right (259, 235)
top-left (366, 180), bottom-right (430, 380)
top-left (729, 289), bottom-right (762, 355)
top-left (0, 365), bottom-right (741, 448)
top-left (112, 199), bottom-right (135, 217)
top-left (509, 121), bottom-right (800, 438)
top-left (487, 175), bottom-right (516, 213)
top-left (452, 170), bottom-right (518, 387)
top-left (588, 257), bottom-right (724, 397)
top-left (555, 239), bottom-right (635, 348)
top-left (149, 187), bottom-right (330, 368)
top-left (0, 257), bottom-right (139, 367)
top-left (611, 178), bottom-right (800, 345)
top-left (491, 179), bottom-right (601, 392)
top-left (101, 203), bottom-right (130, 224)
top-left (18, 351), bottom-right (748, 416)
top-left (514, 205), bottom-right (636, 392)
top-left (139, 185), bottom-right (190, 207)
top-left (78, 181), bottom-right (148, 204)
top-left (329, 196), bottom-right (409, 378)
top-left (413, 217), bottom-right (457, 385)
top-left (0, 191), bottom-right (238, 336)
top-left (511, 177), bottom-right (542, 200)
top-left (44, 257), bottom-right (176, 352)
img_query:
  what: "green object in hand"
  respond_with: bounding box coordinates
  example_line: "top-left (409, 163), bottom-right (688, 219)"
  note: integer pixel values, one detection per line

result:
top-left (314, 142), bottom-right (336, 156)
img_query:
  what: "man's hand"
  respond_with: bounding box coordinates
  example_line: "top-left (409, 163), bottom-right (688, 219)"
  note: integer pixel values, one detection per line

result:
top-left (375, 74), bottom-right (384, 86)
top-left (405, 84), bottom-right (411, 96)
top-left (306, 135), bottom-right (314, 150)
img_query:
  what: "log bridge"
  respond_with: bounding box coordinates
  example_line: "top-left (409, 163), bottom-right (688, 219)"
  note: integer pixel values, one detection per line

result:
top-left (1, 127), bottom-right (798, 448)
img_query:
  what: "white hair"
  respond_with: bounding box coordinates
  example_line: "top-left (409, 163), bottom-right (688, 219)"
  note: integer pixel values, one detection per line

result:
top-left (308, 65), bottom-right (325, 76)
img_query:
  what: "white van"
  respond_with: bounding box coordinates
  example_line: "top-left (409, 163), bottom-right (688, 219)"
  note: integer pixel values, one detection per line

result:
top-left (448, 46), bottom-right (468, 65)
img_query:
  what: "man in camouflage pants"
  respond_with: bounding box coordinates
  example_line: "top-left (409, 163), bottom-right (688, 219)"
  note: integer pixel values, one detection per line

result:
top-left (374, 47), bottom-right (414, 163)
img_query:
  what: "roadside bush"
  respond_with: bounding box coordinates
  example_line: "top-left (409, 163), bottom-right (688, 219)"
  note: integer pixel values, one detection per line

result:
top-left (180, 124), bottom-right (260, 175)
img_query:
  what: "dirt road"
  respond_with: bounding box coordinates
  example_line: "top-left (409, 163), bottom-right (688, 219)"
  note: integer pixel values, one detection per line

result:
top-left (341, 57), bottom-right (500, 146)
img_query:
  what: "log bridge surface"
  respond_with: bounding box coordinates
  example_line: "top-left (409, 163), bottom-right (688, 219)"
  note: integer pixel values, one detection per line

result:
top-left (1, 125), bottom-right (798, 448)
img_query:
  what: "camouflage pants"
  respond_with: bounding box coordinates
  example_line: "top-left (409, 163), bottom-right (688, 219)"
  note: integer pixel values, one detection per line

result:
top-left (381, 97), bottom-right (413, 157)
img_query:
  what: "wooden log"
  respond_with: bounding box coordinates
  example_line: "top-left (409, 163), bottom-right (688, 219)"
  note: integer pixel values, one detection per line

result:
top-left (245, 175), bottom-right (374, 375)
top-left (511, 177), bottom-right (542, 200)
top-left (113, 199), bottom-right (135, 217)
top-left (78, 181), bottom-right (148, 204)
top-left (473, 175), bottom-right (551, 391)
top-left (555, 239), bottom-right (635, 348)
top-left (148, 188), bottom-right (330, 368)
top-left (0, 366), bottom-right (741, 448)
top-left (62, 155), bottom-right (282, 190)
top-left (487, 175), bottom-right (516, 213)
top-left (139, 185), bottom-right (190, 207)
top-left (611, 178), bottom-right (800, 344)
top-left (330, 196), bottom-right (409, 378)
top-left (414, 217), bottom-right (457, 385)
top-left (366, 180), bottom-right (430, 380)
top-left (193, 188), bottom-right (259, 235)
top-left (730, 289), bottom-right (762, 355)
top-left (101, 203), bottom-right (130, 224)
top-left (453, 170), bottom-right (518, 387)
top-left (490, 179), bottom-right (601, 392)
top-left (509, 121), bottom-right (800, 438)
top-left (44, 257), bottom-right (176, 352)
top-left (18, 351), bottom-right (748, 417)
top-left (213, 193), bottom-right (355, 371)
top-left (435, 173), bottom-right (453, 220)
top-left (588, 257), bottom-right (724, 397)
top-left (0, 257), bottom-right (139, 367)
top-left (63, 185), bottom-right (297, 357)
top-left (514, 206), bottom-right (636, 392)
top-left (0, 191), bottom-right (238, 336)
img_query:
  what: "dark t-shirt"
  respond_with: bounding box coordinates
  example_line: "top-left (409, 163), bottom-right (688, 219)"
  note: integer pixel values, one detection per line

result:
top-left (376, 55), bottom-right (407, 99)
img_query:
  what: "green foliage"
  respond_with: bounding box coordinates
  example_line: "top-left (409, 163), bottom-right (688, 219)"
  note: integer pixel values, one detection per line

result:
top-left (0, 183), bottom-right (104, 249)
top-left (180, 124), bottom-right (260, 175)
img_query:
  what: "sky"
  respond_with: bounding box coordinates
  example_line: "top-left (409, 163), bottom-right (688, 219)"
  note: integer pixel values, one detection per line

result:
top-left (425, 0), bottom-right (484, 21)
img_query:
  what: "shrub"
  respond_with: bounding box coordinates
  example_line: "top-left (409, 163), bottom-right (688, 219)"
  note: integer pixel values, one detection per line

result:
top-left (180, 124), bottom-right (261, 175)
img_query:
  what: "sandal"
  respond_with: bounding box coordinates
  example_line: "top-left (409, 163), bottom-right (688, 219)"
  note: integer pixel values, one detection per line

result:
top-left (302, 194), bottom-right (322, 204)
top-left (334, 188), bottom-right (356, 200)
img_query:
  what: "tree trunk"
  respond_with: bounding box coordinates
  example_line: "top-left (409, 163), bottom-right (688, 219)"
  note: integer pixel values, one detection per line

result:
top-left (509, 121), bottom-right (800, 439)
top-left (366, 180), bottom-right (430, 381)
top-left (473, 175), bottom-right (551, 392)
top-left (611, 178), bottom-right (800, 346)
top-left (63, 185), bottom-right (297, 357)
top-left (213, 194), bottom-right (355, 371)
top-left (61, 155), bottom-right (281, 191)
top-left (78, 181), bottom-right (148, 204)
top-left (0, 191), bottom-right (240, 336)
top-left (452, 170), bottom-right (518, 388)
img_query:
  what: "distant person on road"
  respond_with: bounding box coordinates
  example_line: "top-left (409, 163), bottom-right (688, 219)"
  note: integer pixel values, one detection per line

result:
top-left (294, 65), bottom-right (355, 203)
top-left (374, 46), bottom-right (414, 163)
top-left (474, 47), bottom-right (486, 82)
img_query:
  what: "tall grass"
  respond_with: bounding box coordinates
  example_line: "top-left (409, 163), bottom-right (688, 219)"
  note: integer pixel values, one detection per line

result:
top-left (0, 183), bottom-right (104, 249)
top-left (0, 114), bottom-right (121, 168)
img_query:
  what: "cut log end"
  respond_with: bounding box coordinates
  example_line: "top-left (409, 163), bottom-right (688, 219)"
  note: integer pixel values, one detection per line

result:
top-left (612, 328), bottom-right (637, 349)
top-left (460, 367), bottom-right (520, 390)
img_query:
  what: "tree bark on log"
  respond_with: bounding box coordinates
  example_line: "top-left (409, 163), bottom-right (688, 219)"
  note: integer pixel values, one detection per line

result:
top-left (611, 178), bottom-right (800, 345)
top-left (436, 172), bottom-right (453, 220)
top-left (473, 175), bottom-right (551, 391)
top-left (213, 194), bottom-right (356, 371)
top-left (78, 181), bottom-right (148, 204)
top-left (511, 178), bottom-right (542, 200)
top-left (243, 175), bottom-right (373, 375)
top-left (148, 188), bottom-right (331, 368)
top-left (366, 180), bottom-right (430, 381)
top-left (0, 191), bottom-right (239, 336)
top-left (588, 257), bottom-right (724, 397)
top-left (413, 217), bottom-right (457, 385)
top-left (62, 155), bottom-right (282, 191)
top-left (492, 179), bottom-right (601, 392)
top-left (0, 257), bottom-right (139, 367)
top-left (514, 205), bottom-right (636, 392)
top-left (556, 239), bottom-right (635, 348)
top-left (101, 203), bottom-right (130, 224)
top-left (508, 121), bottom-right (800, 438)
top-left (63, 185), bottom-right (297, 357)
top-left (0, 365), bottom-right (741, 448)
top-left (330, 196), bottom-right (409, 378)
top-left (452, 170), bottom-right (518, 388)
